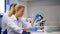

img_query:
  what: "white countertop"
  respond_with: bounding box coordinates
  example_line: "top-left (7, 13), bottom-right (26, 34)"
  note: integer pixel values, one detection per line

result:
top-left (31, 31), bottom-right (60, 34)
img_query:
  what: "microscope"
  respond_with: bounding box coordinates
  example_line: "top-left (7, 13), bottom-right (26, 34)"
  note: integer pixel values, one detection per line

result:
top-left (34, 14), bottom-right (46, 32)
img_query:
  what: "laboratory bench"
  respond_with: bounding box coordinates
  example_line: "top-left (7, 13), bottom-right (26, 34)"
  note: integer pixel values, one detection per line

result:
top-left (31, 31), bottom-right (60, 34)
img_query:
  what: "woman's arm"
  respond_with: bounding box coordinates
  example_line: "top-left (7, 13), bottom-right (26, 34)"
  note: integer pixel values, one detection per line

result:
top-left (6, 18), bottom-right (23, 34)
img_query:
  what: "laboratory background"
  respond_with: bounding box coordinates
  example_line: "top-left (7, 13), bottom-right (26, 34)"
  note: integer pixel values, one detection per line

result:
top-left (0, 0), bottom-right (60, 34)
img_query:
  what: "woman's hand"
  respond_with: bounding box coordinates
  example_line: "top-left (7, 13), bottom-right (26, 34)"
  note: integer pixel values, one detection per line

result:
top-left (23, 28), bottom-right (29, 31)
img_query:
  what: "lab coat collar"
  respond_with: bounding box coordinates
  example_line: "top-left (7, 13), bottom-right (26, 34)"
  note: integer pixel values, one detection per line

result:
top-left (11, 15), bottom-right (18, 21)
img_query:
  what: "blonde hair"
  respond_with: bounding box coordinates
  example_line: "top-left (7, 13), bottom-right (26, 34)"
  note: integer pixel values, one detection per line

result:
top-left (8, 4), bottom-right (25, 17)
top-left (8, 4), bottom-right (17, 17)
top-left (14, 4), bottom-right (25, 14)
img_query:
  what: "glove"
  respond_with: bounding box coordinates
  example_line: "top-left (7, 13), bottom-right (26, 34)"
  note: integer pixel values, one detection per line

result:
top-left (29, 26), bottom-right (38, 31)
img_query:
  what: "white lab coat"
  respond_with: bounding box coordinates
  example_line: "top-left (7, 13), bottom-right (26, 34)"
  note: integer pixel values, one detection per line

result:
top-left (20, 17), bottom-right (32, 28)
top-left (20, 17), bottom-right (32, 32)
top-left (1, 11), bottom-right (9, 34)
top-left (6, 15), bottom-right (23, 34)
top-left (1, 12), bottom-right (32, 34)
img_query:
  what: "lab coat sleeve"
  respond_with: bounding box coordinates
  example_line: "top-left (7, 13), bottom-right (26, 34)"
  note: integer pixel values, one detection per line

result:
top-left (26, 22), bottom-right (32, 28)
top-left (6, 18), bottom-right (23, 34)
top-left (22, 22), bottom-right (32, 28)
top-left (1, 13), bottom-right (8, 32)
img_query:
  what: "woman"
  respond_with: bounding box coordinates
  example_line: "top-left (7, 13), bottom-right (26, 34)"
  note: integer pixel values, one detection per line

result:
top-left (2, 3), bottom-right (37, 34)
top-left (6, 4), bottom-right (29, 34)
top-left (1, 3), bottom-right (17, 34)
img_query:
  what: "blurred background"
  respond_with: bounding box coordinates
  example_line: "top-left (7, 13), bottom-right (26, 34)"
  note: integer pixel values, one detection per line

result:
top-left (9, 0), bottom-right (60, 31)
top-left (0, 0), bottom-right (60, 34)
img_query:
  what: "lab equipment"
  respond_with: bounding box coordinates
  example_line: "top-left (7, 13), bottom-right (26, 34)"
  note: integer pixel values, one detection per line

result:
top-left (34, 14), bottom-right (43, 22)
top-left (33, 14), bottom-right (46, 32)
top-left (46, 28), bottom-right (53, 33)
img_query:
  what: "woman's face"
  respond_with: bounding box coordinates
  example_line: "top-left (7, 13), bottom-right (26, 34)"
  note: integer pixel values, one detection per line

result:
top-left (17, 8), bottom-right (24, 17)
